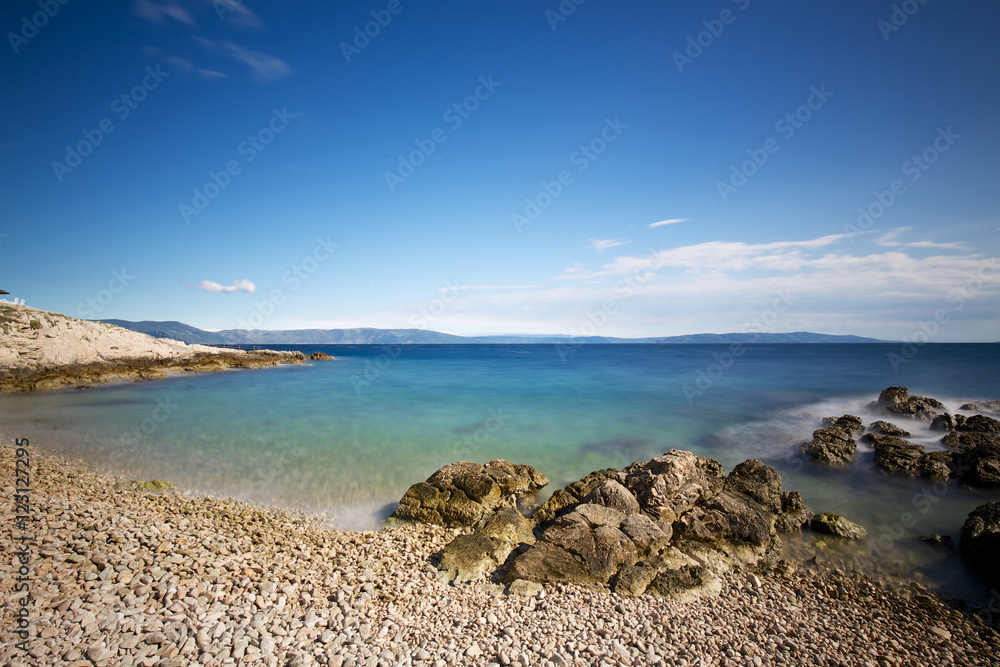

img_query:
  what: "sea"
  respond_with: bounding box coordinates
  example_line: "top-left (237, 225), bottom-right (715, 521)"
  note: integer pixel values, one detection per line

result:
top-left (2, 343), bottom-right (999, 606)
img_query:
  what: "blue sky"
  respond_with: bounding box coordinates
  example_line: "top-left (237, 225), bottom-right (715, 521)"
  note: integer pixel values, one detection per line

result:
top-left (2, 0), bottom-right (998, 340)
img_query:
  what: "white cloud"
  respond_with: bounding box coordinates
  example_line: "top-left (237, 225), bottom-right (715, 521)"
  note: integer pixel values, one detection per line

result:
top-left (648, 218), bottom-right (687, 229)
top-left (220, 41), bottom-right (291, 81)
top-left (875, 227), bottom-right (970, 250)
top-left (192, 279), bottom-right (256, 294)
top-left (588, 238), bottom-right (631, 253)
top-left (132, 0), bottom-right (196, 25)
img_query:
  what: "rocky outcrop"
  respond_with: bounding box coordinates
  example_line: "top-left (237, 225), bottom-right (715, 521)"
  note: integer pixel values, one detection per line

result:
top-left (438, 508), bottom-right (536, 584)
top-left (959, 401), bottom-right (1000, 416)
top-left (867, 420), bottom-right (910, 437)
top-left (390, 460), bottom-right (548, 528)
top-left (399, 449), bottom-right (825, 601)
top-left (960, 502), bottom-right (1000, 578)
top-left (0, 305), bottom-right (304, 392)
top-left (308, 351), bottom-right (334, 360)
top-left (860, 432), bottom-right (951, 480)
top-left (944, 415), bottom-right (1000, 487)
top-left (822, 415), bottom-right (865, 434)
top-left (804, 428), bottom-right (857, 465)
top-left (872, 387), bottom-right (946, 421)
top-left (810, 512), bottom-right (867, 539)
top-left (930, 414), bottom-right (958, 432)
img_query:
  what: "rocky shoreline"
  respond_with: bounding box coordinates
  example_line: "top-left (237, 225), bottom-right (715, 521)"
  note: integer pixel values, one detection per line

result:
top-left (3, 447), bottom-right (999, 667)
top-left (0, 305), bottom-right (306, 392)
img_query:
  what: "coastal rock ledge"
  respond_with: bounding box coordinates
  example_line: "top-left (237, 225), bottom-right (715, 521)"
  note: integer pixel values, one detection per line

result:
top-left (393, 449), bottom-right (821, 601)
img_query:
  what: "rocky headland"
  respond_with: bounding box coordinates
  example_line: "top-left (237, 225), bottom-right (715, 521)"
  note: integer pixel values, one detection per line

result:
top-left (0, 305), bottom-right (306, 392)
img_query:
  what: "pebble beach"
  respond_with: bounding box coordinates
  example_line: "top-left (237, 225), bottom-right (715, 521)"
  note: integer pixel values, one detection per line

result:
top-left (3, 445), bottom-right (999, 667)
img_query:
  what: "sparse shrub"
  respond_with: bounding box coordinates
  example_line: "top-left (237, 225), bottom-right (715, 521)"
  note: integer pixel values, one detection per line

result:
top-left (29, 319), bottom-right (41, 330)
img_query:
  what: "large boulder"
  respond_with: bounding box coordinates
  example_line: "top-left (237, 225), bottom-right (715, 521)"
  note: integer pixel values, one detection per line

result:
top-left (960, 502), bottom-right (1000, 579)
top-left (582, 480), bottom-right (641, 516)
top-left (506, 504), bottom-right (669, 587)
top-left (725, 459), bottom-right (783, 513)
top-left (623, 449), bottom-right (725, 523)
top-left (391, 459), bottom-right (548, 528)
top-left (873, 386), bottom-right (946, 421)
top-left (944, 416), bottom-right (1000, 487)
top-left (804, 427), bottom-right (857, 465)
top-left (438, 507), bottom-right (536, 584)
top-left (775, 491), bottom-right (815, 533)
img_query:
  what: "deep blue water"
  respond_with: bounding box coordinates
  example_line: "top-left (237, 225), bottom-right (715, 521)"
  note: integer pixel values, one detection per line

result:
top-left (2, 343), bottom-right (999, 602)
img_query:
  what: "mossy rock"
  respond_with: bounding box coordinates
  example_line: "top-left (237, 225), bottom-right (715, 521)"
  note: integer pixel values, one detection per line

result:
top-left (132, 479), bottom-right (175, 493)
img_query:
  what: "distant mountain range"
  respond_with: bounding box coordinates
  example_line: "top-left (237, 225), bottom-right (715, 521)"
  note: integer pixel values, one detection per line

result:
top-left (98, 320), bottom-right (887, 345)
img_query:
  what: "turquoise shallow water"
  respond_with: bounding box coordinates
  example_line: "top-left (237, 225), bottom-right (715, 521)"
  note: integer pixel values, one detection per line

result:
top-left (2, 343), bottom-right (999, 603)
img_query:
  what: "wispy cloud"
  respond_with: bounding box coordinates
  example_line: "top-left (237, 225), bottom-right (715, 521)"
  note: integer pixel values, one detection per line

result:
top-left (220, 41), bottom-right (291, 81)
top-left (190, 279), bottom-right (256, 294)
top-left (875, 227), bottom-right (969, 250)
top-left (648, 218), bottom-right (686, 229)
top-left (132, 0), bottom-right (196, 25)
top-left (588, 238), bottom-right (631, 253)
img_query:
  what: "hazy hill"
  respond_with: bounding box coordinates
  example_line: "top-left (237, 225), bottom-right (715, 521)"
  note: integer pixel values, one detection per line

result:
top-left (99, 320), bottom-right (886, 345)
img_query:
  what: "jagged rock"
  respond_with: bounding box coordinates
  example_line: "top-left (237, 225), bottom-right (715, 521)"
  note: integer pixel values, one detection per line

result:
top-left (957, 414), bottom-right (1000, 436)
top-left (725, 459), bottom-right (783, 513)
top-left (623, 449), bottom-right (725, 523)
top-left (951, 442), bottom-right (1000, 487)
top-left (960, 502), bottom-right (1000, 578)
top-left (810, 512), bottom-right (867, 539)
top-left (918, 451), bottom-right (953, 482)
top-left (868, 435), bottom-right (924, 475)
top-left (582, 480), bottom-right (641, 516)
top-left (308, 351), bottom-right (334, 360)
top-left (531, 468), bottom-right (621, 526)
top-left (507, 504), bottom-right (644, 587)
top-left (804, 427), bottom-right (857, 465)
top-left (775, 491), bottom-right (815, 533)
top-left (868, 420), bottom-right (911, 437)
top-left (959, 401), bottom-right (1000, 416)
top-left (618, 547), bottom-right (721, 601)
top-left (391, 459), bottom-right (548, 528)
top-left (822, 414), bottom-right (865, 434)
top-left (873, 386), bottom-right (946, 420)
top-left (930, 414), bottom-right (957, 432)
top-left (438, 507), bottom-right (536, 584)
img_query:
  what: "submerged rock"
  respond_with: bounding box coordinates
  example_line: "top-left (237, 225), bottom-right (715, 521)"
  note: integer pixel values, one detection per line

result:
top-left (960, 502), bottom-right (1000, 578)
top-left (872, 386), bottom-right (946, 421)
top-left (804, 427), bottom-right (857, 465)
top-left (391, 459), bottom-right (548, 528)
top-left (959, 400), bottom-right (1000, 416)
top-left (810, 512), bottom-right (867, 540)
